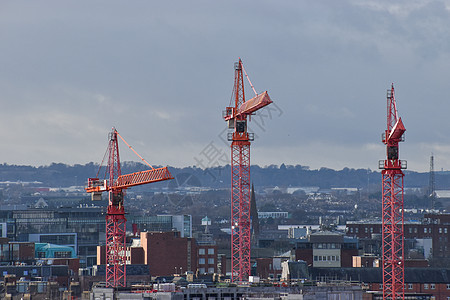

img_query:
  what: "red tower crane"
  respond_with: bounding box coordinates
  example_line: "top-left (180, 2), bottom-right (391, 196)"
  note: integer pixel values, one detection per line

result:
top-left (223, 59), bottom-right (273, 282)
top-left (379, 84), bottom-right (406, 300)
top-left (86, 128), bottom-right (173, 288)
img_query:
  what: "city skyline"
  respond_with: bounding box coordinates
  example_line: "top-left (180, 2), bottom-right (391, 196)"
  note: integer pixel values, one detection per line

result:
top-left (1, 1), bottom-right (450, 172)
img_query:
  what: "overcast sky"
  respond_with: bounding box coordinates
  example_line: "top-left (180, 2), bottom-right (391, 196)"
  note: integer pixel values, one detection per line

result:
top-left (1, 1), bottom-right (450, 172)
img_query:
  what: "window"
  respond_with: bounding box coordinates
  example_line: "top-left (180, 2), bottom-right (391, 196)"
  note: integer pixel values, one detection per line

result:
top-left (199, 258), bottom-right (205, 265)
top-left (355, 228), bottom-right (359, 233)
top-left (327, 256), bottom-right (331, 261)
top-left (446, 283), bottom-right (450, 290)
top-left (439, 228), bottom-right (443, 234)
top-left (208, 258), bottom-right (214, 264)
top-left (208, 268), bottom-right (214, 273)
top-left (424, 228), bottom-right (427, 233)
top-left (424, 284), bottom-right (429, 289)
top-left (199, 249), bottom-right (205, 255)
top-left (409, 228), bottom-right (412, 234)
top-left (445, 228), bottom-right (448, 234)
top-left (414, 228), bottom-right (418, 233)
top-left (208, 248), bottom-right (214, 255)
top-left (314, 256), bottom-right (318, 261)
top-left (431, 284), bottom-right (435, 289)
top-left (55, 251), bottom-right (72, 258)
top-left (350, 228), bottom-right (353, 233)
top-left (408, 283), bottom-right (413, 289)
top-left (336, 256), bottom-right (340, 261)
top-left (370, 227), bottom-right (373, 233)
top-left (198, 268), bottom-right (205, 274)
top-left (365, 227), bottom-right (368, 233)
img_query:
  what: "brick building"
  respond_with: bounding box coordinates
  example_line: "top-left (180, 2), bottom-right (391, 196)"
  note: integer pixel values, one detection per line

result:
top-left (256, 257), bottom-right (283, 280)
top-left (346, 213), bottom-right (450, 260)
top-left (0, 238), bottom-right (35, 264)
top-left (98, 231), bottom-right (219, 277)
top-left (140, 231), bottom-right (198, 276)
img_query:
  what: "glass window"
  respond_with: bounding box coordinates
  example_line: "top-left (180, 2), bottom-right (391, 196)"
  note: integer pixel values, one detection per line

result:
top-left (208, 248), bottom-right (214, 255)
top-left (447, 283), bottom-right (450, 289)
top-left (424, 284), bottom-right (429, 289)
top-left (439, 228), bottom-right (443, 234)
top-left (199, 249), bottom-right (205, 255)
top-left (199, 258), bottom-right (205, 265)
top-left (445, 228), bottom-right (448, 234)
top-left (199, 268), bottom-right (205, 274)
top-left (424, 228), bottom-right (427, 233)
top-left (408, 283), bottom-right (413, 289)
top-left (355, 228), bottom-right (358, 233)
top-left (208, 268), bottom-right (214, 273)
top-left (431, 284), bottom-right (435, 289)
top-left (314, 256), bottom-right (318, 261)
top-left (208, 258), bottom-right (214, 264)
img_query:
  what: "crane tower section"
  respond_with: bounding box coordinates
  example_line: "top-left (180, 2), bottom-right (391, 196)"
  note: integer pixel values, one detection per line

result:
top-left (379, 84), bottom-right (406, 300)
top-left (86, 128), bottom-right (173, 287)
top-left (223, 59), bottom-right (273, 282)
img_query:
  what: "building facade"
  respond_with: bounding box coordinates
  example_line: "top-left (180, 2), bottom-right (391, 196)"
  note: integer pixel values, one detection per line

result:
top-left (295, 231), bottom-right (358, 268)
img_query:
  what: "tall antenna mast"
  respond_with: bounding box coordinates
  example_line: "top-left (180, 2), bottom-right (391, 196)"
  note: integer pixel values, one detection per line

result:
top-left (429, 153), bottom-right (436, 209)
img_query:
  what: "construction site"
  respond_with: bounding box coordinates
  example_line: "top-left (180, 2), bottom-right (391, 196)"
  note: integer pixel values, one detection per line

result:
top-left (0, 57), bottom-right (446, 300)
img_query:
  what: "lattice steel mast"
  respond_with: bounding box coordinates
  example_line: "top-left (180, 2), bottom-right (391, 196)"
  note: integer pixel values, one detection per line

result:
top-left (223, 59), bottom-right (272, 282)
top-left (86, 128), bottom-right (173, 287)
top-left (379, 84), bottom-right (406, 300)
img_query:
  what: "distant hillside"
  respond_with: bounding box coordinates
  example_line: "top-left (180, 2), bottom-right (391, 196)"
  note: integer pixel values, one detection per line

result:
top-left (0, 162), bottom-right (441, 191)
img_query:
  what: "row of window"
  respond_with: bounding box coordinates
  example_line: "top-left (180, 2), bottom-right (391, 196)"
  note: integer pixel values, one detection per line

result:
top-left (198, 267), bottom-right (215, 274)
top-left (349, 226), bottom-right (450, 235)
top-left (198, 248), bottom-right (214, 255)
top-left (198, 258), bottom-right (215, 265)
top-left (314, 243), bottom-right (340, 249)
top-left (313, 255), bottom-right (340, 262)
top-left (380, 283), bottom-right (450, 290)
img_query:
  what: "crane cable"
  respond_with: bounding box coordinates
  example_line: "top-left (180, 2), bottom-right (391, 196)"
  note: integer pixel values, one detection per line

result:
top-left (116, 132), bottom-right (155, 170)
top-left (240, 59), bottom-right (258, 97)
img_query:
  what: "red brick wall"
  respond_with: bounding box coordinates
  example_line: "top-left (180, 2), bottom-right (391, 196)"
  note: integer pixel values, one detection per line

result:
top-left (295, 248), bottom-right (313, 266)
top-left (130, 247), bottom-right (145, 265)
top-left (140, 232), bottom-right (198, 276)
top-left (341, 249), bottom-right (358, 267)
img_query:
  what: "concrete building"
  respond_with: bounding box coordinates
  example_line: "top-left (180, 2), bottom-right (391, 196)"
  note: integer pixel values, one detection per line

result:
top-left (294, 231), bottom-right (358, 268)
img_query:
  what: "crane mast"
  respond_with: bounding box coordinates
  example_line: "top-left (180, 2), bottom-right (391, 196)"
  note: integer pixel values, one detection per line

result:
top-left (380, 84), bottom-right (406, 300)
top-left (86, 127), bottom-right (173, 288)
top-left (224, 59), bottom-right (272, 282)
